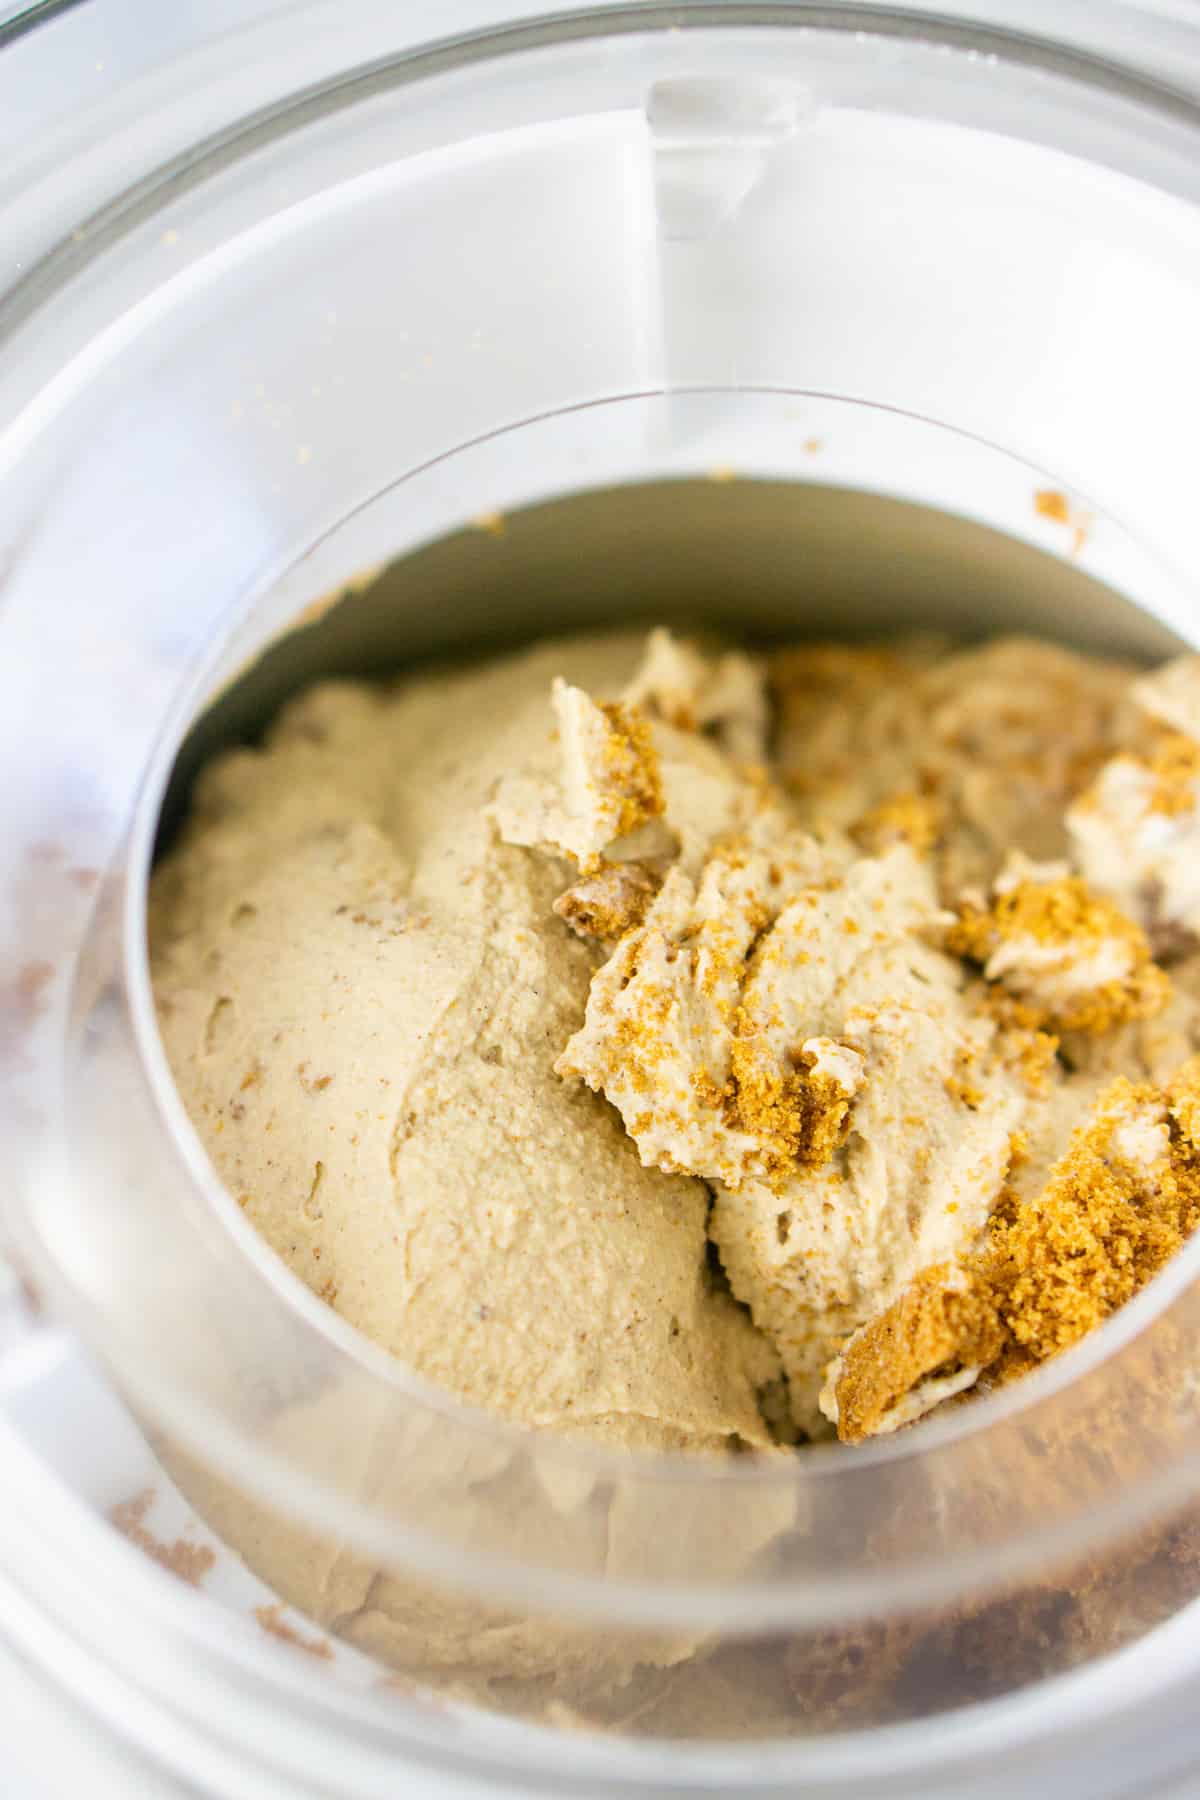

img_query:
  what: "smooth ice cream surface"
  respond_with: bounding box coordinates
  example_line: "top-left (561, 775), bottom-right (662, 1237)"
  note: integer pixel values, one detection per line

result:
top-left (152, 625), bottom-right (1200, 1451)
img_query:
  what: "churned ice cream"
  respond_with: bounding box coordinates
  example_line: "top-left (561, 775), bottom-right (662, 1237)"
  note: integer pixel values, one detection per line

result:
top-left (151, 630), bottom-right (1200, 1454)
top-left (150, 635), bottom-right (778, 1460)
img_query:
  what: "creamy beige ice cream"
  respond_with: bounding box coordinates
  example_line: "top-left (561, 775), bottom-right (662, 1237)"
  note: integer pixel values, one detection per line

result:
top-left (1066, 657), bottom-right (1200, 957)
top-left (150, 634), bottom-right (778, 1458)
top-left (152, 625), bottom-right (1200, 1454)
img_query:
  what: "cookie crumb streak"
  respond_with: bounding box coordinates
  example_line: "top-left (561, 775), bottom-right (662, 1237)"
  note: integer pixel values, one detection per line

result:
top-left (833, 1057), bottom-right (1200, 1440)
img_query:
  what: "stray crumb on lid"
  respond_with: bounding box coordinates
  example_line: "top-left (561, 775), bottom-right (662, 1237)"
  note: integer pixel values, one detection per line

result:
top-left (1034, 487), bottom-right (1091, 556)
top-left (254, 1603), bottom-right (335, 1660)
top-left (110, 1489), bottom-right (216, 1588)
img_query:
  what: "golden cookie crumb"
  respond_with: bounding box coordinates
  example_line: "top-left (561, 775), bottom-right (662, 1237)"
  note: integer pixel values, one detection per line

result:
top-left (727, 1037), bottom-right (858, 1178)
top-left (852, 791), bottom-right (942, 856)
top-left (1142, 732), bottom-right (1200, 818)
top-left (554, 863), bottom-right (659, 941)
top-left (597, 700), bottom-right (665, 840)
top-left (987, 1064), bottom-right (1200, 1365)
top-left (833, 1264), bottom-right (1006, 1444)
top-left (948, 873), bottom-right (1168, 1035)
top-left (834, 1058), bottom-right (1200, 1439)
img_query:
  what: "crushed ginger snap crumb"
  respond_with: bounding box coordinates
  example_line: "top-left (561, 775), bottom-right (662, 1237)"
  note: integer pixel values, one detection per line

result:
top-left (727, 1034), bottom-right (864, 1178)
top-left (1142, 733), bottom-right (1200, 818)
top-left (553, 862), bottom-right (660, 941)
top-left (948, 865), bottom-right (1169, 1035)
top-left (831, 1058), bottom-right (1200, 1440)
top-left (826, 1263), bottom-right (1007, 1443)
top-left (1007, 1027), bottom-right (1060, 1096)
top-left (851, 791), bottom-right (943, 857)
top-left (489, 680), bottom-right (668, 871)
top-left (597, 700), bottom-right (664, 842)
top-left (965, 989), bottom-right (1060, 1097)
top-left (1072, 732), bottom-right (1200, 823)
top-left (985, 1064), bottom-right (1200, 1367)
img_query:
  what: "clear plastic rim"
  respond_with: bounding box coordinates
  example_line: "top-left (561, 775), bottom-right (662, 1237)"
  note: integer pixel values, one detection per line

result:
top-left (4, 0), bottom-right (1200, 351)
top-left (5, 0), bottom-right (1200, 1640)
top-left (7, 1374), bottom-right (1200, 1792)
